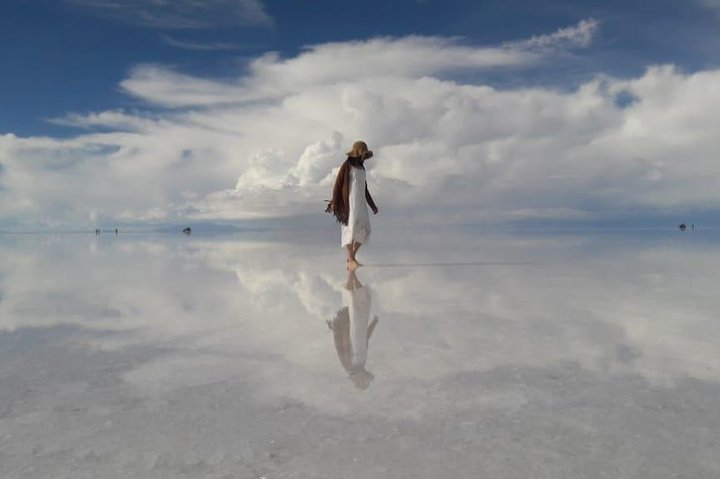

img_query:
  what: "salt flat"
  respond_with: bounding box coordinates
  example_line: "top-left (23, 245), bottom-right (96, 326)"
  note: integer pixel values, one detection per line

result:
top-left (0, 229), bottom-right (719, 478)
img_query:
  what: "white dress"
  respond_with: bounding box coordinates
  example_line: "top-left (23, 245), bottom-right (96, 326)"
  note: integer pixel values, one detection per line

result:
top-left (341, 166), bottom-right (371, 247)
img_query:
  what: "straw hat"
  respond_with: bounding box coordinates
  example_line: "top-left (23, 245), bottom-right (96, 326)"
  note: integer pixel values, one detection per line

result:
top-left (347, 141), bottom-right (373, 159)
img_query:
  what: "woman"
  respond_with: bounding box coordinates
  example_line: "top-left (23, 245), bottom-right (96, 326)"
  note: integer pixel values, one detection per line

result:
top-left (326, 141), bottom-right (379, 270)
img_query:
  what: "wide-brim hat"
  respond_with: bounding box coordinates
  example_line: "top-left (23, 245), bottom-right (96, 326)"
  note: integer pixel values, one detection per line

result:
top-left (347, 141), bottom-right (373, 158)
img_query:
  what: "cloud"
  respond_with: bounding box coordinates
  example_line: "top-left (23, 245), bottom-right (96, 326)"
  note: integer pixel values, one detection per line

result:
top-left (520, 18), bottom-right (599, 50)
top-left (118, 65), bottom-right (257, 108)
top-left (160, 35), bottom-right (246, 51)
top-left (65, 0), bottom-right (273, 29)
top-left (699, 0), bottom-right (720, 9)
top-left (696, 0), bottom-right (720, 20)
top-left (3, 22), bottom-right (720, 229)
top-left (120, 36), bottom-right (535, 108)
top-left (48, 110), bottom-right (167, 131)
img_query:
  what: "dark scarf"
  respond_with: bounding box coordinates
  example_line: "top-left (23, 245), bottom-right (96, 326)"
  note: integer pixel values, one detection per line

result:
top-left (325, 156), bottom-right (377, 226)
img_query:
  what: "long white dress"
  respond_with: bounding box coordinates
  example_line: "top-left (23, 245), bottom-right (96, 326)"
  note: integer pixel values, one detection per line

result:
top-left (341, 166), bottom-right (371, 247)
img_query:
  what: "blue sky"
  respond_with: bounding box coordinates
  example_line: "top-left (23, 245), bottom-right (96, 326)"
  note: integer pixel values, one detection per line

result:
top-left (3, 0), bottom-right (719, 137)
top-left (2, 0), bottom-right (720, 229)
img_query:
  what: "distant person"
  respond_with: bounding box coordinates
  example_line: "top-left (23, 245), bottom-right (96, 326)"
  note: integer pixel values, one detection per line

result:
top-left (692, 224), bottom-right (695, 230)
top-left (326, 141), bottom-right (379, 270)
top-left (115, 228), bottom-right (118, 235)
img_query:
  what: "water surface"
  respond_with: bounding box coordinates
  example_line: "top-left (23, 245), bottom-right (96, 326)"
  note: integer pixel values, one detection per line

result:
top-left (1, 230), bottom-right (718, 478)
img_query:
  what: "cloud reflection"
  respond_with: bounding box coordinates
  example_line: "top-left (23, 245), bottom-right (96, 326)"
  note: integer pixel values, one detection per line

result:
top-left (0, 232), bottom-right (719, 412)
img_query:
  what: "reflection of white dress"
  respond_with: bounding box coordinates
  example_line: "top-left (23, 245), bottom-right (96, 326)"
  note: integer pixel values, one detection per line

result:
top-left (342, 285), bottom-right (371, 369)
top-left (341, 166), bottom-right (371, 247)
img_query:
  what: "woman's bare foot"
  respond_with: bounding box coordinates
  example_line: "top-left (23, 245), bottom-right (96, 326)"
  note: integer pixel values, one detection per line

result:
top-left (347, 259), bottom-right (360, 271)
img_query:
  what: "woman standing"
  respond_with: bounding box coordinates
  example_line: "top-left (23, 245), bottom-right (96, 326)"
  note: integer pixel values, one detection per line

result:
top-left (327, 141), bottom-right (379, 270)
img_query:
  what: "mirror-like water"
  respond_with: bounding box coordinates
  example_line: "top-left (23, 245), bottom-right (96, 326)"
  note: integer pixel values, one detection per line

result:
top-left (1, 230), bottom-right (718, 478)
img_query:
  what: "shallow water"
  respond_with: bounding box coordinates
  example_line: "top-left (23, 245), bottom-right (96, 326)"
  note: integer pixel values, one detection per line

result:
top-left (1, 229), bottom-right (719, 478)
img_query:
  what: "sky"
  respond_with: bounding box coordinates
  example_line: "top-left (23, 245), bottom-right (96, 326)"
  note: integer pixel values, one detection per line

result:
top-left (1, 0), bottom-right (720, 230)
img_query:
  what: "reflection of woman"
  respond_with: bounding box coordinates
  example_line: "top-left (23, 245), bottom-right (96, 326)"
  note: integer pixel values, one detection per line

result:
top-left (327, 269), bottom-right (379, 389)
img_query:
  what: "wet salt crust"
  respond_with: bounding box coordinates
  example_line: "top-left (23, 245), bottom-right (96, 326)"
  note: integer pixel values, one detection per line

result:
top-left (0, 230), bottom-right (718, 478)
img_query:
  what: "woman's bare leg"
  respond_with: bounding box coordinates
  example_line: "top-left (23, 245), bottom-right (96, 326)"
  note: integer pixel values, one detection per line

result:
top-left (352, 242), bottom-right (363, 266)
top-left (346, 242), bottom-right (361, 270)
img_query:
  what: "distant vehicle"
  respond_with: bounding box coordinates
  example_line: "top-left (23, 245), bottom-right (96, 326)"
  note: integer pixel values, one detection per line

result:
top-left (678, 223), bottom-right (687, 231)
top-left (183, 227), bottom-right (192, 235)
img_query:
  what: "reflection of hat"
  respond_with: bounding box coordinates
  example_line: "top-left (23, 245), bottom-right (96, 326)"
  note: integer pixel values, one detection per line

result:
top-left (347, 141), bottom-right (373, 159)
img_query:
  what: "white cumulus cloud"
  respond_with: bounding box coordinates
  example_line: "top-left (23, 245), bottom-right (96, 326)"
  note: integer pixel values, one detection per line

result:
top-left (2, 21), bottom-right (720, 229)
